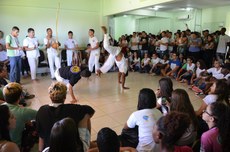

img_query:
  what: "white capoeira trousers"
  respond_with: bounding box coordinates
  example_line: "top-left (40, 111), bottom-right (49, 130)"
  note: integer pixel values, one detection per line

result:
top-left (48, 52), bottom-right (61, 79)
top-left (27, 57), bottom-right (38, 80)
top-left (66, 50), bottom-right (73, 66)
top-left (88, 49), bottom-right (100, 73)
top-left (100, 34), bottom-right (128, 74)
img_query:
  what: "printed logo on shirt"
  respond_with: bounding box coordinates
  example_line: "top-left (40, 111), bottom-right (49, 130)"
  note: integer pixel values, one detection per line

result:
top-left (70, 66), bottom-right (81, 74)
top-left (143, 115), bottom-right (149, 121)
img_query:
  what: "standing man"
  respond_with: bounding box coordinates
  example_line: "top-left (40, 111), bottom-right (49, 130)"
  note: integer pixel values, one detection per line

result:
top-left (23, 28), bottom-right (40, 81)
top-left (216, 27), bottom-right (230, 64)
top-left (64, 31), bottom-right (78, 66)
top-left (86, 29), bottom-right (100, 73)
top-left (5, 26), bottom-right (22, 83)
top-left (159, 31), bottom-right (169, 58)
top-left (139, 31), bottom-right (149, 59)
top-left (44, 28), bottom-right (61, 80)
top-left (130, 32), bottom-right (139, 53)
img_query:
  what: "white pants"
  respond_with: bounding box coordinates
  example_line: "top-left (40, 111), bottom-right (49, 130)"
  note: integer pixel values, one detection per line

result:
top-left (100, 34), bottom-right (127, 74)
top-left (27, 57), bottom-right (38, 80)
top-left (88, 49), bottom-right (100, 73)
top-left (66, 50), bottom-right (73, 66)
top-left (48, 53), bottom-right (61, 78)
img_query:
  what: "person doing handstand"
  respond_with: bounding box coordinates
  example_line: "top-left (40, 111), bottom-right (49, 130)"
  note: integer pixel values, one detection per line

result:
top-left (97, 26), bottom-right (129, 89)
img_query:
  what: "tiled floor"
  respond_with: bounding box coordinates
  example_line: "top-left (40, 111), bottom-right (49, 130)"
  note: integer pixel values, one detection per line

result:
top-left (24, 72), bottom-right (203, 141)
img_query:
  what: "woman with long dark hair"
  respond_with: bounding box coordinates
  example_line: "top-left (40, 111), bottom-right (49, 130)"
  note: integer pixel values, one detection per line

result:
top-left (201, 102), bottom-right (230, 152)
top-left (170, 89), bottom-right (198, 146)
top-left (42, 117), bottom-right (84, 152)
top-left (156, 77), bottom-right (173, 114)
top-left (196, 79), bottom-right (229, 116)
top-left (0, 105), bottom-right (19, 152)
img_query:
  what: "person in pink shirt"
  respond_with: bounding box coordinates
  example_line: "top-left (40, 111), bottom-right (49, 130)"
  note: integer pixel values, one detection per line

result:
top-left (201, 102), bottom-right (230, 152)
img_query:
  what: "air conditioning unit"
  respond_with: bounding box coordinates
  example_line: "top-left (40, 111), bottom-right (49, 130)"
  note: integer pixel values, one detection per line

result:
top-left (177, 15), bottom-right (190, 20)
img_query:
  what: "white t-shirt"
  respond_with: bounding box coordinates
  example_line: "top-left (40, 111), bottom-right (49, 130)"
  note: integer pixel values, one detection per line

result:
top-left (133, 57), bottom-right (140, 67)
top-left (127, 109), bottom-right (162, 151)
top-left (130, 37), bottom-right (139, 50)
top-left (0, 51), bottom-right (8, 61)
top-left (168, 38), bottom-right (174, 52)
top-left (44, 37), bottom-right (58, 55)
top-left (207, 67), bottom-right (222, 76)
top-left (185, 63), bottom-right (195, 71)
top-left (64, 38), bottom-right (77, 51)
top-left (89, 36), bottom-right (100, 52)
top-left (160, 59), bottom-right (169, 64)
top-left (203, 94), bottom-right (218, 105)
top-left (160, 37), bottom-right (168, 51)
top-left (196, 67), bottom-right (205, 77)
top-left (142, 58), bottom-right (150, 66)
top-left (151, 57), bottom-right (161, 66)
top-left (216, 34), bottom-right (230, 53)
top-left (23, 37), bottom-right (40, 58)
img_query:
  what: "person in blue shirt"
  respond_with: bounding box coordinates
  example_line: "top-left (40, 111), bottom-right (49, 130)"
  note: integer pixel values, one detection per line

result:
top-left (161, 52), bottom-right (181, 77)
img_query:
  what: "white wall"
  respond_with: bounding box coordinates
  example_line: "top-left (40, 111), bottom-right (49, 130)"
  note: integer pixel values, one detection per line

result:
top-left (136, 17), bottom-right (171, 34)
top-left (0, 0), bottom-right (103, 47)
top-left (202, 6), bottom-right (230, 33)
top-left (102, 0), bottom-right (173, 16)
top-left (114, 16), bottom-right (136, 40)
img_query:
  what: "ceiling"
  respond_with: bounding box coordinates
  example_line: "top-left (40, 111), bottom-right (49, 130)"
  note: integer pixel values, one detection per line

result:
top-left (116, 0), bottom-right (230, 16)
top-left (144, 0), bottom-right (230, 12)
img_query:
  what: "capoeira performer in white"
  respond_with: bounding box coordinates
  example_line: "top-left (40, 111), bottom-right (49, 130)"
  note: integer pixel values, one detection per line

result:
top-left (97, 26), bottom-right (129, 89)
top-left (86, 29), bottom-right (100, 73)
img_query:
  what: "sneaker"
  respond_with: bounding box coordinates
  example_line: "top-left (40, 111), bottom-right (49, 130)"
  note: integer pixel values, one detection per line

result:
top-left (24, 94), bottom-right (35, 100)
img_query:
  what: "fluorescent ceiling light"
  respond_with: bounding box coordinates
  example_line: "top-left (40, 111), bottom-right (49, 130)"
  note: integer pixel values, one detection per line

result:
top-left (149, 6), bottom-right (162, 10)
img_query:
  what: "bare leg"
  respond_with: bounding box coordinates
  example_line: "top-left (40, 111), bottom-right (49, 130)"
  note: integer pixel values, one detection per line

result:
top-left (121, 73), bottom-right (129, 89)
top-left (118, 72), bottom-right (122, 84)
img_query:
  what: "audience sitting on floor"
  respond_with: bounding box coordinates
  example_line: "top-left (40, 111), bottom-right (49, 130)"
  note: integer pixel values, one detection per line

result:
top-left (36, 82), bottom-right (95, 152)
top-left (0, 105), bottom-right (19, 152)
top-left (88, 127), bottom-right (136, 152)
top-left (0, 26), bottom-right (229, 152)
top-left (152, 111), bottom-right (193, 152)
top-left (42, 117), bottom-right (84, 152)
top-left (195, 79), bottom-right (229, 116)
top-left (155, 77), bottom-right (173, 115)
top-left (2, 82), bottom-right (37, 147)
top-left (0, 64), bottom-right (35, 106)
top-left (201, 102), bottom-right (230, 152)
top-left (170, 89), bottom-right (198, 146)
top-left (122, 88), bottom-right (162, 151)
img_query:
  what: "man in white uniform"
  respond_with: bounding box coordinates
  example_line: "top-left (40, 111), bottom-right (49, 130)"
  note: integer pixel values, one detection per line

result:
top-left (86, 29), bottom-right (100, 73)
top-left (23, 28), bottom-right (40, 81)
top-left (64, 31), bottom-right (78, 66)
top-left (44, 28), bottom-right (61, 80)
top-left (97, 26), bottom-right (129, 89)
